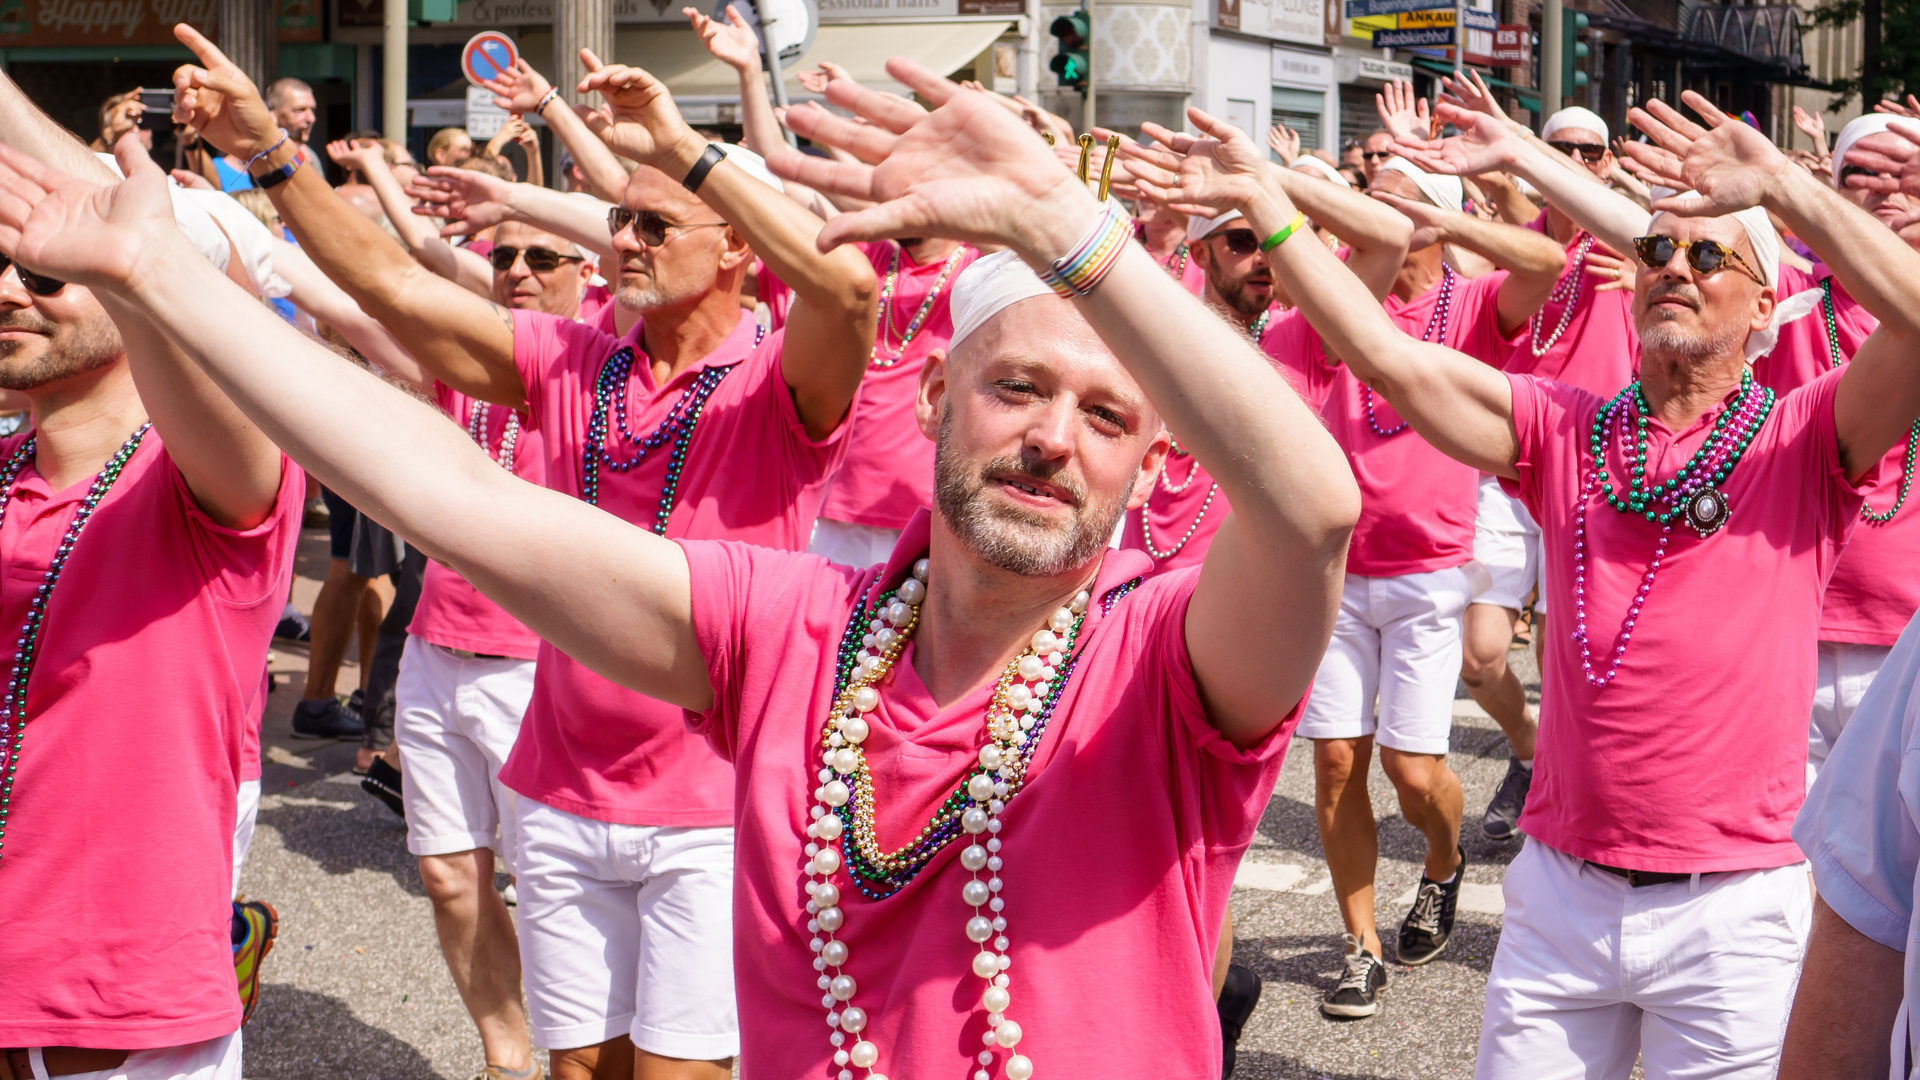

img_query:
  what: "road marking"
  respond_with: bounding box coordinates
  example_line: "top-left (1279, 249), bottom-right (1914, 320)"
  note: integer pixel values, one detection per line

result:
top-left (1235, 861), bottom-right (1309, 892)
top-left (267, 745), bottom-right (312, 769)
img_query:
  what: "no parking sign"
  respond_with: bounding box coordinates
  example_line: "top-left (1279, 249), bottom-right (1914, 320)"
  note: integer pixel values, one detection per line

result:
top-left (461, 32), bottom-right (519, 87)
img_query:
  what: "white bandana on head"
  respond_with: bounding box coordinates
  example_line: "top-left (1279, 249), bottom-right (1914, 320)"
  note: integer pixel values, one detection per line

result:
top-left (1829, 114), bottom-right (1920, 186)
top-left (1541, 106), bottom-right (1610, 143)
top-left (1379, 156), bottom-right (1463, 212)
top-left (1186, 209), bottom-right (1245, 242)
top-left (1290, 155), bottom-right (1352, 188)
top-left (1648, 187), bottom-right (1820, 362)
top-left (947, 249), bottom-right (1059, 352)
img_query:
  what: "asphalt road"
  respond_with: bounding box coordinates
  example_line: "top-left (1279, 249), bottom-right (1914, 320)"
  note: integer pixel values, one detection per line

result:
top-left (241, 527), bottom-right (1543, 1080)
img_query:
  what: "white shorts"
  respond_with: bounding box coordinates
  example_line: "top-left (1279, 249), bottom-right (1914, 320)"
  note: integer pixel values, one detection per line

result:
top-left (232, 778), bottom-right (260, 894)
top-left (394, 637), bottom-right (536, 870)
top-left (1473, 475), bottom-right (1543, 613)
top-left (48, 1032), bottom-right (241, 1080)
top-left (1808, 639), bottom-right (1895, 787)
top-left (1475, 841), bottom-right (1810, 1080)
top-left (807, 517), bottom-right (903, 569)
top-left (1298, 567), bottom-right (1472, 756)
top-left (515, 799), bottom-right (739, 1058)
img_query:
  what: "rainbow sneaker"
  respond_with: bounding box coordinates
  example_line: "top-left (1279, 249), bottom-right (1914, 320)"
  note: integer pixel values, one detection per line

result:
top-left (232, 899), bottom-right (279, 1024)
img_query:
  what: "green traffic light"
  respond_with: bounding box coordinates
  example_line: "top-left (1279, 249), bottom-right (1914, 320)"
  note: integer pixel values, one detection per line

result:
top-left (1050, 10), bottom-right (1090, 93)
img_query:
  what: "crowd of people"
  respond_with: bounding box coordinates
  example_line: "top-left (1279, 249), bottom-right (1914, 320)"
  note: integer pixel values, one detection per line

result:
top-left (9, 8), bottom-right (1920, 1080)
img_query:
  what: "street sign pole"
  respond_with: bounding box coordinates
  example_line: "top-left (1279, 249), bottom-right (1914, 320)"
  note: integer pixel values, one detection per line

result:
top-left (1454, 0), bottom-right (1464, 71)
top-left (1084, 0), bottom-right (1097, 131)
top-left (1541, 0), bottom-right (1562, 121)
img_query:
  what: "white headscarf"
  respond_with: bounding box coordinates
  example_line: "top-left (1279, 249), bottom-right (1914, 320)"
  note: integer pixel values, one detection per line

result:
top-left (1290, 155), bottom-right (1352, 188)
top-left (1379, 156), bottom-right (1464, 212)
top-left (1186, 209), bottom-right (1245, 242)
top-left (1541, 106), bottom-right (1609, 142)
top-left (1831, 114), bottom-right (1913, 186)
top-left (948, 249), bottom-right (1058, 351)
top-left (1649, 188), bottom-right (1820, 361)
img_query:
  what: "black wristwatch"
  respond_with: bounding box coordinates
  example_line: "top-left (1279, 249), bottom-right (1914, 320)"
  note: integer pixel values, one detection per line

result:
top-left (254, 157), bottom-right (300, 189)
top-left (681, 143), bottom-right (726, 195)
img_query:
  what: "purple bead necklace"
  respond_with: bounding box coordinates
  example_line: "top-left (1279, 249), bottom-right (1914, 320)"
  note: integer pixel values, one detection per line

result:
top-left (1364, 263), bottom-right (1455, 438)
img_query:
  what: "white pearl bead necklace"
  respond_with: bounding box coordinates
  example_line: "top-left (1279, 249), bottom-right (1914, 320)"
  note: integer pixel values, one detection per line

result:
top-left (801, 558), bottom-right (1090, 1080)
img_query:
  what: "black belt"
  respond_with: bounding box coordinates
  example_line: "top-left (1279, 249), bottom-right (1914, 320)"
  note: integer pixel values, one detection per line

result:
top-left (444, 647), bottom-right (513, 661)
top-left (1586, 861), bottom-right (1716, 888)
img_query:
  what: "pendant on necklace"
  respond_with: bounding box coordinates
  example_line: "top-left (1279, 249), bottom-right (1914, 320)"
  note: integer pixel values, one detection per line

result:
top-left (1683, 486), bottom-right (1730, 538)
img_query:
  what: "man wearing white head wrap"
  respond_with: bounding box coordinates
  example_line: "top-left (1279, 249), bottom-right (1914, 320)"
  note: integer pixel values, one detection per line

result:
top-left (1369, 83), bottom-right (1920, 1080)
top-left (1540, 105), bottom-right (1610, 143)
top-left (177, 41), bottom-right (884, 1077)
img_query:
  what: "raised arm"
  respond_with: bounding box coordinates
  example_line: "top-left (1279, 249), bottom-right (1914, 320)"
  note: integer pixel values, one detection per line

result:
top-left (407, 166), bottom-right (617, 262)
top-left (582, 62), bottom-right (876, 438)
top-left (270, 237), bottom-right (431, 389)
top-left (328, 138), bottom-right (494, 296)
top-left (483, 54), bottom-right (631, 202)
top-left (775, 66), bottom-right (1361, 748)
top-left (687, 6), bottom-right (786, 157)
top-left (1370, 188), bottom-right (1565, 333)
top-left (172, 25), bottom-right (522, 406)
top-left (1131, 109), bottom-right (1520, 478)
top-left (0, 141), bottom-right (714, 713)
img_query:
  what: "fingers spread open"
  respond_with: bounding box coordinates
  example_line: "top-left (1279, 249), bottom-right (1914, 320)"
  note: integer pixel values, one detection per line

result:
top-left (816, 201), bottom-right (920, 252)
top-left (824, 76), bottom-right (928, 136)
top-left (782, 102), bottom-right (897, 164)
top-left (1614, 132), bottom-right (1684, 182)
top-left (1676, 90), bottom-right (1731, 131)
top-left (884, 57), bottom-right (958, 109)
top-left (765, 148), bottom-right (876, 207)
top-left (1141, 121), bottom-right (1196, 154)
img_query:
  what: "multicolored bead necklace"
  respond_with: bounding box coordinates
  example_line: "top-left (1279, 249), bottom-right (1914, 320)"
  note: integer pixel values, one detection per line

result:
top-left (804, 561), bottom-right (1092, 1080)
top-left (1821, 277), bottom-right (1918, 524)
top-left (580, 329), bottom-right (763, 531)
top-left (1528, 232), bottom-right (1595, 358)
top-left (1162, 242), bottom-right (1189, 280)
top-left (873, 245), bottom-right (967, 368)
top-left (0, 424), bottom-right (149, 862)
top-left (1572, 376), bottom-right (1773, 686)
top-left (1364, 264), bottom-right (1456, 438)
top-left (465, 400), bottom-right (520, 473)
top-left (1246, 307), bottom-right (1272, 344)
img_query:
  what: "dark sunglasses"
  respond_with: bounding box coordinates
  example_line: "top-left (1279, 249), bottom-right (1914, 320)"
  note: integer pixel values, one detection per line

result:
top-left (1361, 150), bottom-right (1394, 161)
top-left (607, 207), bottom-right (727, 247)
top-left (489, 245), bottom-right (585, 273)
top-left (1210, 229), bottom-right (1262, 256)
top-left (1548, 140), bottom-right (1608, 163)
top-left (1630, 235), bottom-right (1767, 286)
top-left (1839, 164), bottom-right (1893, 186)
top-left (0, 254), bottom-right (64, 297)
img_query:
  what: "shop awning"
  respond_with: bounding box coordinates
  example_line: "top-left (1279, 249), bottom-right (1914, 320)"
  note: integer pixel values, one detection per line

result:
top-left (615, 19), bottom-right (1014, 102)
top-left (1406, 55), bottom-right (1540, 112)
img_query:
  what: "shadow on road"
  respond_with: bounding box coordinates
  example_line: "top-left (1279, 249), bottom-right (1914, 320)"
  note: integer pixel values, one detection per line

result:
top-left (260, 786), bottom-right (425, 900)
top-left (244, 984), bottom-right (446, 1080)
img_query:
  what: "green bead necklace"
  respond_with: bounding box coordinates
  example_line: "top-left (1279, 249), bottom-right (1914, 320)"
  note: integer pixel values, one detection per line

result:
top-left (1821, 277), bottom-right (1917, 524)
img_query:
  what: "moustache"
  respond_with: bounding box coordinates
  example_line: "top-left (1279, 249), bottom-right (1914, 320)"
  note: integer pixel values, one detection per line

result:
top-left (980, 456), bottom-right (1086, 510)
top-left (1646, 281), bottom-right (1701, 309)
top-left (0, 310), bottom-right (56, 335)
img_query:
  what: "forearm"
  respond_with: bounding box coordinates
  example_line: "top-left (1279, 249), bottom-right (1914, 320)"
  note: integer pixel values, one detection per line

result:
top-left (505, 183), bottom-right (618, 260)
top-left (1773, 167), bottom-right (1920, 340)
top-left (524, 141), bottom-right (543, 187)
top-left (0, 70), bottom-right (119, 182)
top-left (732, 58), bottom-right (788, 159)
top-left (540, 98), bottom-right (630, 202)
top-left (1268, 163), bottom-right (1410, 299)
top-left (362, 155), bottom-right (442, 254)
top-left (1503, 140), bottom-right (1649, 255)
top-left (1778, 897), bottom-right (1902, 1080)
top-left (272, 238), bottom-right (432, 389)
top-left (1476, 170), bottom-right (1542, 228)
top-left (1440, 213), bottom-right (1565, 331)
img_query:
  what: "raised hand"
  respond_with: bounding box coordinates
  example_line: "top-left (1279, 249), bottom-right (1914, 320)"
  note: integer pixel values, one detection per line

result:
top-left (686, 5), bottom-right (762, 72)
top-left (1375, 80), bottom-right (1431, 144)
top-left (0, 137), bottom-right (175, 292)
top-left (1267, 123), bottom-right (1300, 165)
top-left (576, 63), bottom-right (699, 168)
top-left (1438, 70), bottom-right (1520, 131)
top-left (784, 95), bottom-right (924, 166)
top-left (482, 58), bottom-right (554, 114)
top-left (796, 61), bottom-right (854, 95)
top-left (1370, 188), bottom-right (1453, 250)
top-left (1792, 104), bottom-right (1828, 149)
top-left (1621, 90), bottom-right (1787, 216)
top-left (1830, 119), bottom-right (1920, 199)
top-left (406, 166), bottom-right (516, 237)
top-left (768, 57), bottom-right (1090, 258)
top-left (1120, 112), bottom-right (1269, 217)
top-left (326, 137), bottom-right (382, 173)
top-left (1389, 101), bottom-right (1521, 177)
top-left (1586, 240), bottom-right (1632, 292)
top-left (1874, 95), bottom-right (1920, 119)
top-left (170, 24), bottom-right (281, 161)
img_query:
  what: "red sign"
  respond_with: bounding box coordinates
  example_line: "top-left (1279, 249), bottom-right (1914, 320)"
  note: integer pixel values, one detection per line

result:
top-left (461, 31), bottom-right (519, 88)
top-left (1488, 24), bottom-right (1529, 65)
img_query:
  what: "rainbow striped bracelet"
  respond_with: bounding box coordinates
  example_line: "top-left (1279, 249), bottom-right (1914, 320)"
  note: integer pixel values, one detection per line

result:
top-left (1038, 200), bottom-right (1132, 297)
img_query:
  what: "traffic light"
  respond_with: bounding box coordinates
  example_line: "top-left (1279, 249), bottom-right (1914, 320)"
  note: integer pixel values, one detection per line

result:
top-left (1561, 10), bottom-right (1590, 98)
top-left (1050, 10), bottom-right (1089, 93)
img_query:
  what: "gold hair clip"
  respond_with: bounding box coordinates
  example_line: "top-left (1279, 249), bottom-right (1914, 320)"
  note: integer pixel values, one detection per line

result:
top-left (1077, 133), bottom-right (1094, 184)
top-left (1041, 131), bottom-right (1056, 146)
top-left (1096, 134), bottom-right (1120, 201)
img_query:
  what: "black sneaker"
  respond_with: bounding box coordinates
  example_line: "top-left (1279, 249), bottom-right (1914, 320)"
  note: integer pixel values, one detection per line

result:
top-left (1397, 847), bottom-right (1465, 966)
top-left (1217, 962), bottom-right (1261, 1078)
top-left (290, 697), bottom-right (365, 740)
top-left (361, 756), bottom-right (406, 820)
top-left (1321, 934), bottom-right (1387, 1018)
top-left (1482, 756), bottom-right (1533, 840)
top-left (274, 610), bottom-right (310, 642)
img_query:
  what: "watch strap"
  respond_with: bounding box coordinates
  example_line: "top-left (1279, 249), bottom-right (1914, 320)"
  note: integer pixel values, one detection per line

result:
top-left (681, 143), bottom-right (726, 195)
top-left (254, 158), bottom-right (299, 189)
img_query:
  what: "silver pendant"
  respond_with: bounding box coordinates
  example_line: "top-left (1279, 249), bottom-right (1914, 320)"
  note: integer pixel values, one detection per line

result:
top-left (1684, 486), bottom-right (1730, 538)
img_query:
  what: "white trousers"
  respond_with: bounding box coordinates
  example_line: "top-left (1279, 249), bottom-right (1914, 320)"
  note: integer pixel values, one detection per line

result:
top-left (1298, 567), bottom-right (1473, 755)
top-left (807, 517), bottom-right (903, 569)
top-left (42, 1033), bottom-right (241, 1080)
top-left (514, 799), bottom-right (739, 1059)
top-left (232, 778), bottom-right (260, 895)
top-left (394, 637), bottom-right (535, 870)
top-left (1475, 841), bottom-right (1810, 1080)
top-left (1808, 639), bottom-right (1894, 787)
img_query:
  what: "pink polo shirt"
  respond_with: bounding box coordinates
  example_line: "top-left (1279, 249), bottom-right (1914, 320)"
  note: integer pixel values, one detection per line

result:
top-left (499, 308), bottom-right (852, 825)
top-left (406, 386), bottom-right (544, 660)
top-left (0, 434), bottom-right (300, 1048)
top-left (1503, 369), bottom-right (1871, 870)
top-left (816, 242), bottom-right (980, 531)
top-left (1757, 264), bottom-right (1918, 646)
top-left (681, 509), bottom-right (1299, 1079)
top-left (1504, 231), bottom-right (1639, 397)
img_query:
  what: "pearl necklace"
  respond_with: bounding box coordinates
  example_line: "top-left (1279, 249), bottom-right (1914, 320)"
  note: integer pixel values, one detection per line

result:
top-left (1364, 264), bottom-right (1456, 438)
top-left (803, 562), bottom-right (1092, 1080)
top-left (464, 400), bottom-right (521, 473)
top-left (0, 424), bottom-right (150, 862)
top-left (873, 246), bottom-right (967, 368)
top-left (1572, 376), bottom-right (1773, 686)
top-left (1820, 277), bottom-right (1918, 523)
top-left (1528, 232), bottom-right (1595, 358)
top-left (579, 330), bottom-right (764, 529)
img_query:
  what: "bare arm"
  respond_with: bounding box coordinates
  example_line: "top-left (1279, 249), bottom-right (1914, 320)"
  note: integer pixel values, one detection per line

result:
top-left (1777, 897), bottom-right (1902, 1080)
top-left (484, 55), bottom-right (632, 202)
top-left (1469, 168), bottom-right (1542, 228)
top-left (409, 168), bottom-right (618, 263)
top-left (584, 62), bottom-right (876, 439)
top-left (172, 25), bottom-right (521, 406)
top-left (0, 68), bottom-right (119, 183)
top-left (270, 237), bottom-right (432, 389)
top-left (779, 73), bottom-right (1361, 749)
top-left (1373, 189), bottom-right (1565, 334)
top-left (330, 139), bottom-right (494, 296)
top-left (1268, 157), bottom-right (1410, 301)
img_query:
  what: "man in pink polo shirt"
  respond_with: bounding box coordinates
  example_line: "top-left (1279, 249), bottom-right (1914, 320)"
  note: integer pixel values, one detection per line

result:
top-left (0, 88), bottom-right (299, 1080)
top-left (37, 56), bottom-right (1360, 1080)
top-left (169, 26), bottom-right (877, 1080)
top-left (1265, 90), bottom-right (1920, 1076)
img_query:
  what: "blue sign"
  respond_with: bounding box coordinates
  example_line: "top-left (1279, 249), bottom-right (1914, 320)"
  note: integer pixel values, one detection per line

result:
top-left (1462, 7), bottom-right (1496, 29)
top-left (1372, 26), bottom-right (1455, 46)
top-left (1345, 0), bottom-right (1447, 17)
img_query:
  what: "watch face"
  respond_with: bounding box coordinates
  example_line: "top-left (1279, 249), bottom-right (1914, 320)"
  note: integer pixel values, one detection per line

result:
top-left (1684, 486), bottom-right (1730, 538)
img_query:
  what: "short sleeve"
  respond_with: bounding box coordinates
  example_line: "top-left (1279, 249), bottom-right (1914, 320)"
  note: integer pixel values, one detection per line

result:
top-left (1794, 613), bottom-right (1920, 950)
top-left (1455, 269), bottom-right (1522, 368)
top-left (1498, 372), bottom-right (1552, 512)
top-left (1778, 367), bottom-right (1874, 538)
top-left (1263, 313), bottom-right (1337, 410)
top-left (168, 450), bottom-right (303, 607)
top-left (513, 308), bottom-right (618, 427)
top-left (742, 332), bottom-right (859, 477)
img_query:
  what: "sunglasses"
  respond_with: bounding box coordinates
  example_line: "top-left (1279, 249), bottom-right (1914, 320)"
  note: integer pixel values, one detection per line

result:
top-left (1361, 150), bottom-right (1394, 161)
top-left (1210, 229), bottom-right (1262, 256)
top-left (1548, 140), bottom-right (1608, 163)
top-left (489, 245), bottom-right (585, 273)
top-left (1839, 164), bottom-right (1893, 186)
top-left (607, 207), bottom-right (728, 247)
top-left (1630, 236), bottom-right (1768, 286)
top-left (0, 254), bottom-right (64, 297)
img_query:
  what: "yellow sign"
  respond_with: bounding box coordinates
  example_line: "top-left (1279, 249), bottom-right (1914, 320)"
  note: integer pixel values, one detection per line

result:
top-left (1351, 13), bottom-right (1397, 33)
top-left (1398, 9), bottom-right (1455, 28)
